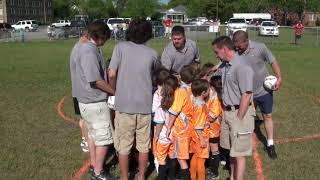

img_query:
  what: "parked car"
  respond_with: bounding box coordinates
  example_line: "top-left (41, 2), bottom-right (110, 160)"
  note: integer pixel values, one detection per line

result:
top-left (226, 18), bottom-right (247, 36)
top-left (63, 19), bottom-right (88, 38)
top-left (107, 18), bottom-right (126, 30)
top-left (11, 20), bottom-right (39, 31)
top-left (51, 20), bottom-right (71, 27)
top-left (149, 20), bottom-right (165, 37)
top-left (259, 21), bottom-right (279, 36)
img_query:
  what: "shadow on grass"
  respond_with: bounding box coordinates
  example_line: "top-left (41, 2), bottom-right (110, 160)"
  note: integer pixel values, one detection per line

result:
top-left (254, 115), bottom-right (268, 148)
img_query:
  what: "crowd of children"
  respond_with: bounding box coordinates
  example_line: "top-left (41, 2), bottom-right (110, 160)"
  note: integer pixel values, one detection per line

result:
top-left (152, 63), bottom-right (225, 180)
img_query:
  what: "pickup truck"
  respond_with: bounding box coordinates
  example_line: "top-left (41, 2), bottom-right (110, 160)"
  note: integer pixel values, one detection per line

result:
top-left (52, 20), bottom-right (71, 27)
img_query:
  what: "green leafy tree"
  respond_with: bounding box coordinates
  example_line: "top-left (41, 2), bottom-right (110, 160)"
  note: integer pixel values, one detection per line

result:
top-left (121, 0), bottom-right (159, 18)
top-left (53, 0), bottom-right (73, 19)
top-left (167, 0), bottom-right (189, 8)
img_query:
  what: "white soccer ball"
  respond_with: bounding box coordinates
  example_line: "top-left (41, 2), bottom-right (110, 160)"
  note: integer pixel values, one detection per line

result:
top-left (264, 75), bottom-right (277, 90)
top-left (107, 96), bottom-right (115, 110)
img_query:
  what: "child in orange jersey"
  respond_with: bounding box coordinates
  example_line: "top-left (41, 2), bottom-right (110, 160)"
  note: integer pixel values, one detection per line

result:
top-left (207, 75), bottom-right (223, 178)
top-left (190, 79), bottom-right (211, 180)
top-left (153, 74), bottom-right (179, 180)
top-left (166, 65), bottom-right (195, 180)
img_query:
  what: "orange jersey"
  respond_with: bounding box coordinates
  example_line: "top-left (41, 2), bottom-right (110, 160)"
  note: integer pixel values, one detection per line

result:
top-left (168, 86), bottom-right (193, 138)
top-left (190, 99), bottom-right (210, 158)
top-left (206, 92), bottom-right (222, 139)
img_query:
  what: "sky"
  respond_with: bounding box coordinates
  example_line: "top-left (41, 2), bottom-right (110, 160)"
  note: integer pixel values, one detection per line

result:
top-left (160, 0), bottom-right (169, 4)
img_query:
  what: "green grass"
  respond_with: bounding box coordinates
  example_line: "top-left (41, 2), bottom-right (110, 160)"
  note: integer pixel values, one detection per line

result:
top-left (0, 34), bottom-right (319, 179)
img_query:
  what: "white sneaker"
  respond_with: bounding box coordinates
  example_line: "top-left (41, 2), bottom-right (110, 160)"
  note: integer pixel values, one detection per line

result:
top-left (80, 137), bottom-right (89, 153)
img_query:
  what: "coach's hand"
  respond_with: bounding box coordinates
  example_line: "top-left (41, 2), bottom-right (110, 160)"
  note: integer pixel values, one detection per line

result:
top-left (272, 77), bottom-right (282, 91)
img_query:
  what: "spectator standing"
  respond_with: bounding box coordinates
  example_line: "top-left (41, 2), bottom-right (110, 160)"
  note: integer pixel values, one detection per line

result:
top-left (294, 20), bottom-right (304, 45)
top-left (233, 30), bottom-right (282, 159)
top-left (161, 26), bottom-right (200, 74)
top-left (74, 22), bottom-right (114, 180)
top-left (108, 19), bottom-right (161, 180)
top-left (212, 36), bottom-right (255, 180)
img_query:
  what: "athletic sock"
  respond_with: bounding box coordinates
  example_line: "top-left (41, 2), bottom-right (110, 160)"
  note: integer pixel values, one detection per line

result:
top-left (180, 168), bottom-right (191, 180)
top-left (210, 151), bottom-right (220, 175)
top-left (167, 158), bottom-right (177, 179)
top-left (267, 139), bottom-right (274, 146)
top-left (158, 164), bottom-right (168, 180)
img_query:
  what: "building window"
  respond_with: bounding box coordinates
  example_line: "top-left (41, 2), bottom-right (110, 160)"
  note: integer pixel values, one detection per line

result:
top-left (18, 0), bottom-right (22, 6)
top-left (48, 1), bottom-right (52, 7)
top-left (309, 14), bottom-right (315, 21)
top-left (48, 9), bottom-right (52, 16)
top-left (9, 0), bottom-right (15, 6)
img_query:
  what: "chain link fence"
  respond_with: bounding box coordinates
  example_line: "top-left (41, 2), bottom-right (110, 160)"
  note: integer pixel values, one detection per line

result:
top-left (1, 25), bottom-right (319, 47)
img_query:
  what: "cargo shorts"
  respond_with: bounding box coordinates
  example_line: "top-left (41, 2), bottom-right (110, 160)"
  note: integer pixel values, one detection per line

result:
top-left (220, 106), bottom-right (255, 157)
top-left (79, 102), bottom-right (113, 146)
top-left (114, 111), bottom-right (151, 155)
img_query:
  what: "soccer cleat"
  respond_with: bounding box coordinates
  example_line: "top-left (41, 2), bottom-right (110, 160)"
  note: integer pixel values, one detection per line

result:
top-left (266, 145), bottom-right (277, 159)
top-left (91, 170), bottom-right (113, 180)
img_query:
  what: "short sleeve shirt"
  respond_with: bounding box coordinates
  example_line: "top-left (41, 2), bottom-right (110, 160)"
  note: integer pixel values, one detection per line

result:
top-left (109, 41), bottom-right (160, 114)
top-left (161, 39), bottom-right (200, 73)
top-left (221, 55), bottom-right (254, 106)
top-left (70, 42), bottom-right (81, 97)
top-left (240, 41), bottom-right (275, 98)
top-left (74, 42), bottom-right (107, 103)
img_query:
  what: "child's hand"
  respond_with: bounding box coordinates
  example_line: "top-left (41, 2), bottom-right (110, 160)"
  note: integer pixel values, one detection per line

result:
top-left (200, 139), bottom-right (207, 148)
top-left (166, 128), bottom-right (171, 139)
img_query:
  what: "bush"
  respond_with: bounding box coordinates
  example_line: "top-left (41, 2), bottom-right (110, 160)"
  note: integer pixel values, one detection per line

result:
top-left (316, 18), bottom-right (320, 26)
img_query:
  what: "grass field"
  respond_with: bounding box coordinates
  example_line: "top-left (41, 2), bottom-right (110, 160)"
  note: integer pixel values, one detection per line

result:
top-left (0, 29), bottom-right (320, 180)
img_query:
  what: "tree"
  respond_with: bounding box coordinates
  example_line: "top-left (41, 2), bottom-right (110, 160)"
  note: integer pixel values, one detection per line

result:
top-left (167, 0), bottom-right (189, 8)
top-left (73, 0), bottom-right (116, 19)
top-left (53, 0), bottom-right (73, 19)
top-left (121, 0), bottom-right (159, 18)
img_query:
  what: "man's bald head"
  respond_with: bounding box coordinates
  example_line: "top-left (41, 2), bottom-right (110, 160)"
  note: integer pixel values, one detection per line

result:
top-left (233, 30), bottom-right (248, 43)
top-left (233, 30), bottom-right (249, 54)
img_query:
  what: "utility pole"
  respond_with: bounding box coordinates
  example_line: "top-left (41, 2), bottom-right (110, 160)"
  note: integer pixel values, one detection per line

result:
top-left (216, 0), bottom-right (219, 19)
top-left (43, 0), bottom-right (47, 24)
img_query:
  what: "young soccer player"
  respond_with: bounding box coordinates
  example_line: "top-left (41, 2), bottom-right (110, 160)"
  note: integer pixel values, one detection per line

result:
top-left (207, 75), bottom-right (223, 178)
top-left (153, 74), bottom-right (179, 180)
top-left (190, 79), bottom-right (210, 180)
top-left (165, 65), bottom-right (195, 180)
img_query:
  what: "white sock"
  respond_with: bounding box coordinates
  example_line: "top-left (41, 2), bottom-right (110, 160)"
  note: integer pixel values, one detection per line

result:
top-left (267, 139), bottom-right (274, 146)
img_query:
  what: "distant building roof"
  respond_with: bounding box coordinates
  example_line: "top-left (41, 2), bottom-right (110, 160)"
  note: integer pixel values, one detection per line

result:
top-left (160, 5), bottom-right (186, 15)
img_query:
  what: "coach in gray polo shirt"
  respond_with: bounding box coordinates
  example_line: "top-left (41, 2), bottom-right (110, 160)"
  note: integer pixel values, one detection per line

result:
top-left (233, 30), bottom-right (282, 159)
top-left (161, 25), bottom-right (200, 73)
top-left (74, 22), bottom-right (114, 180)
top-left (108, 19), bottom-right (160, 180)
top-left (212, 36), bottom-right (255, 180)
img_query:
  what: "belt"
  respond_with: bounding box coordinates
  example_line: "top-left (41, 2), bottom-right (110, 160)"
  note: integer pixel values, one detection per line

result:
top-left (224, 103), bottom-right (251, 111)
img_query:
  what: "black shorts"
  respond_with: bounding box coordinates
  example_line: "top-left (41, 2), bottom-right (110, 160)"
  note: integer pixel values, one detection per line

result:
top-left (209, 137), bottom-right (220, 144)
top-left (295, 34), bottom-right (301, 39)
top-left (73, 97), bottom-right (80, 115)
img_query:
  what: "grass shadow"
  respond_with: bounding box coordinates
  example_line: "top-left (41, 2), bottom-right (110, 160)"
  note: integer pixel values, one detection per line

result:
top-left (254, 115), bottom-right (268, 148)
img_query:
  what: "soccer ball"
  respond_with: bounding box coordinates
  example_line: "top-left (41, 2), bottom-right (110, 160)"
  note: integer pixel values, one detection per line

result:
top-left (107, 96), bottom-right (115, 110)
top-left (264, 75), bottom-right (277, 90)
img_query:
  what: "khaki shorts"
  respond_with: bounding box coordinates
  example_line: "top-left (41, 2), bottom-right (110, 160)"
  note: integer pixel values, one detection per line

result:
top-left (220, 106), bottom-right (255, 157)
top-left (79, 102), bottom-right (113, 146)
top-left (114, 111), bottom-right (151, 155)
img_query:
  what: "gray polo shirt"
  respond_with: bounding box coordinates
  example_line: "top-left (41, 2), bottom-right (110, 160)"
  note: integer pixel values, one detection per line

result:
top-left (221, 54), bottom-right (254, 106)
top-left (239, 41), bottom-right (275, 98)
top-left (161, 39), bottom-right (200, 73)
top-left (70, 42), bottom-right (81, 97)
top-left (73, 42), bottom-right (107, 104)
top-left (109, 41), bottom-right (160, 114)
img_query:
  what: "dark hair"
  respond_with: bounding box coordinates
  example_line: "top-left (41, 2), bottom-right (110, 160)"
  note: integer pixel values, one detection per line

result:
top-left (233, 30), bottom-right (248, 43)
top-left (212, 36), bottom-right (235, 50)
top-left (127, 19), bottom-right (152, 44)
top-left (191, 79), bottom-right (209, 97)
top-left (88, 22), bottom-right (111, 41)
top-left (195, 63), bottom-right (214, 79)
top-left (161, 75), bottom-right (179, 110)
top-left (155, 68), bottom-right (170, 86)
top-left (210, 75), bottom-right (222, 101)
top-left (171, 25), bottom-right (185, 36)
top-left (180, 65), bottom-right (195, 84)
